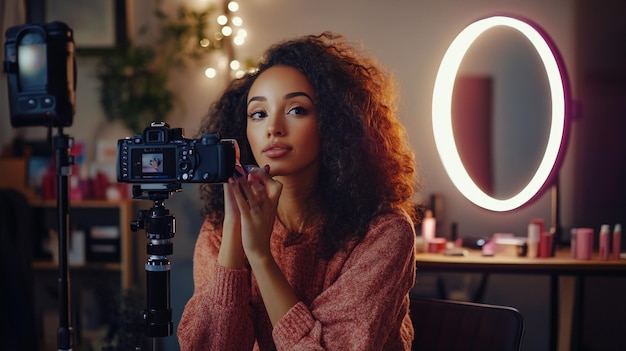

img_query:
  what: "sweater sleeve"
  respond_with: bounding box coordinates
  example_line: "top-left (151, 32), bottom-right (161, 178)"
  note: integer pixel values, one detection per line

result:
top-left (177, 218), bottom-right (255, 351)
top-left (272, 212), bottom-right (416, 350)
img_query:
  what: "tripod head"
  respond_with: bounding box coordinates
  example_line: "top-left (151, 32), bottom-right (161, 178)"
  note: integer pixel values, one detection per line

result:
top-left (130, 183), bottom-right (182, 338)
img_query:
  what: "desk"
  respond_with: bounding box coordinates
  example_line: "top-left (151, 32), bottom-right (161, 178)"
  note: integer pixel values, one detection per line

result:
top-left (415, 249), bottom-right (626, 351)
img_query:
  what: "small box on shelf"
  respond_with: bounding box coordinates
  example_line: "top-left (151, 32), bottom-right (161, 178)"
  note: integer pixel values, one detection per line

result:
top-left (86, 226), bottom-right (121, 263)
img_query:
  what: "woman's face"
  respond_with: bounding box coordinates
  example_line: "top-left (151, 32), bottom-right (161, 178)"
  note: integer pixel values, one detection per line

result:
top-left (246, 65), bottom-right (321, 178)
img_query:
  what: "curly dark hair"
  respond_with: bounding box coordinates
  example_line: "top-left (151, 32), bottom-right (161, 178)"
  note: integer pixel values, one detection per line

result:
top-left (197, 32), bottom-right (419, 257)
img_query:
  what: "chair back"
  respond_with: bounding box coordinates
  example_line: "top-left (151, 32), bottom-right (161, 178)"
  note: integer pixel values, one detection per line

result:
top-left (410, 298), bottom-right (524, 351)
top-left (0, 189), bottom-right (38, 350)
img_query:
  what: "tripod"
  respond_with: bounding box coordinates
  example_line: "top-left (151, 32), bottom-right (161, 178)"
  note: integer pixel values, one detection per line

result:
top-left (129, 183), bottom-right (182, 349)
top-left (53, 127), bottom-right (75, 351)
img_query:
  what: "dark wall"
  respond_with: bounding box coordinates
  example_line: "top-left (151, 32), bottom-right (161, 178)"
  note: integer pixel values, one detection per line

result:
top-left (572, 1), bottom-right (626, 233)
top-left (573, 1), bottom-right (626, 350)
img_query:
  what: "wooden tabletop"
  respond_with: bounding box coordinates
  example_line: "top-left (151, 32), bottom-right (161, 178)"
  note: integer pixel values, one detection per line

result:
top-left (415, 248), bottom-right (626, 275)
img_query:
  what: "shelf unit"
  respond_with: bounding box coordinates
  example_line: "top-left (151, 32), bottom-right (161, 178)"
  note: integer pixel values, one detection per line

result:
top-left (31, 199), bottom-right (136, 289)
top-left (30, 199), bottom-right (143, 350)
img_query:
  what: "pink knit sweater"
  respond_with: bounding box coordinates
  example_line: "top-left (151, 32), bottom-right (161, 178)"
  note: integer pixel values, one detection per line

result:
top-left (177, 211), bottom-right (416, 350)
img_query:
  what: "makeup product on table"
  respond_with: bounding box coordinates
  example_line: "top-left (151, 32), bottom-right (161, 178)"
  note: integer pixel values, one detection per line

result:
top-left (570, 228), bottom-right (577, 258)
top-left (599, 224), bottom-right (610, 260)
top-left (539, 232), bottom-right (553, 258)
top-left (421, 209), bottom-right (436, 251)
top-left (527, 223), bottom-right (540, 258)
top-left (575, 228), bottom-right (594, 260)
top-left (532, 218), bottom-right (552, 258)
top-left (613, 224), bottom-right (622, 260)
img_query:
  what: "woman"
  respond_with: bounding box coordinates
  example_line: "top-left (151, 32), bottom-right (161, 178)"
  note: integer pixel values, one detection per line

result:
top-left (178, 32), bottom-right (420, 350)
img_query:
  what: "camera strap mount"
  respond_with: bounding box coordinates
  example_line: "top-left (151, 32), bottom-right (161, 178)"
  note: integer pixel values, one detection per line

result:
top-left (132, 183), bottom-right (182, 201)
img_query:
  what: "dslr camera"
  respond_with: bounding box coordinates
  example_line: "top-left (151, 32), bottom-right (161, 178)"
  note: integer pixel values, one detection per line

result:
top-left (117, 122), bottom-right (236, 184)
top-left (3, 21), bottom-right (76, 127)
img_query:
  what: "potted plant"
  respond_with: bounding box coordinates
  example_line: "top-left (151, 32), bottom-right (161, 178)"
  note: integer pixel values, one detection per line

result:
top-left (96, 3), bottom-right (228, 133)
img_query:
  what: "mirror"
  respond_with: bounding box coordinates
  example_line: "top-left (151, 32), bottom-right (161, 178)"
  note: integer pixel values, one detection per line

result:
top-left (453, 27), bottom-right (551, 199)
top-left (432, 15), bottom-right (570, 212)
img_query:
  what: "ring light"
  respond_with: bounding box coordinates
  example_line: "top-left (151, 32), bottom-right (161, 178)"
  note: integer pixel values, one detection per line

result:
top-left (432, 15), bottom-right (569, 212)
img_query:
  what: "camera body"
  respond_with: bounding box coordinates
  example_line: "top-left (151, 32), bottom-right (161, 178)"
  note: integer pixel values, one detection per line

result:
top-left (3, 21), bottom-right (76, 127)
top-left (117, 122), bottom-right (236, 184)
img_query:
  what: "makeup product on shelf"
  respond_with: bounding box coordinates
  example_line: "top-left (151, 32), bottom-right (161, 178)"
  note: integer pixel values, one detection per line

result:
top-left (613, 224), bottom-right (622, 260)
top-left (599, 224), bottom-right (610, 260)
top-left (421, 209), bottom-right (436, 251)
top-left (494, 236), bottom-right (527, 257)
top-left (570, 228), bottom-right (578, 258)
top-left (428, 238), bottom-right (447, 253)
top-left (527, 223), bottom-right (540, 258)
top-left (575, 228), bottom-right (594, 260)
top-left (533, 218), bottom-right (551, 257)
top-left (539, 232), bottom-right (553, 258)
top-left (481, 237), bottom-right (496, 256)
top-left (531, 218), bottom-right (545, 235)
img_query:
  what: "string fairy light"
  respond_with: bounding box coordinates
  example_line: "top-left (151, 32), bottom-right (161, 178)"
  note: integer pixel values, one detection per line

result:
top-left (203, 0), bottom-right (248, 80)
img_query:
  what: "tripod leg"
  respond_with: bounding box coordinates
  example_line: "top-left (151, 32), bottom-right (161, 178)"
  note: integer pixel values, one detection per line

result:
top-left (54, 130), bottom-right (74, 350)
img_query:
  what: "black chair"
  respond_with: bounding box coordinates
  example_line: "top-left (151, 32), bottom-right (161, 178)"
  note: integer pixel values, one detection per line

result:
top-left (0, 189), bottom-right (38, 351)
top-left (410, 298), bottom-right (524, 351)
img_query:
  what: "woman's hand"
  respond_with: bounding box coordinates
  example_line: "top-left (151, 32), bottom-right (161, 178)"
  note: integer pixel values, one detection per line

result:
top-left (217, 164), bottom-right (246, 269)
top-left (230, 165), bottom-right (297, 326)
top-left (230, 165), bottom-right (283, 262)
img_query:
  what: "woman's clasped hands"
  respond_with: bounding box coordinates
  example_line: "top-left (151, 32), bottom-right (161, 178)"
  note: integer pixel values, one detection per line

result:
top-left (226, 164), bottom-right (283, 262)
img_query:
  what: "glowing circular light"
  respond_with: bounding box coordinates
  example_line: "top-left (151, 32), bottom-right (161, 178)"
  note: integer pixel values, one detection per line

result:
top-left (18, 45), bottom-right (45, 74)
top-left (199, 38), bottom-right (210, 47)
top-left (205, 67), bottom-right (217, 78)
top-left (235, 69), bottom-right (245, 78)
top-left (217, 15), bottom-right (228, 26)
top-left (228, 1), bottom-right (239, 12)
top-left (221, 26), bottom-right (233, 36)
top-left (234, 36), bottom-right (245, 46)
top-left (232, 16), bottom-right (243, 26)
top-left (230, 60), bottom-right (240, 70)
top-left (432, 15), bottom-right (568, 212)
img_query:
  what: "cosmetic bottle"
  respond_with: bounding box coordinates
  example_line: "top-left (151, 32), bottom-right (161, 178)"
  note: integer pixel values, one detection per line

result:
top-left (531, 218), bottom-right (545, 235)
top-left (421, 209), bottom-right (436, 251)
top-left (599, 224), bottom-right (610, 260)
top-left (613, 224), bottom-right (622, 260)
top-left (532, 218), bottom-right (550, 257)
top-left (570, 228), bottom-right (577, 258)
top-left (527, 223), bottom-right (540, 258)
top-left (539, 232), bottom-right (553, 258)
top-left (576, 228), bottom-right (594, 260)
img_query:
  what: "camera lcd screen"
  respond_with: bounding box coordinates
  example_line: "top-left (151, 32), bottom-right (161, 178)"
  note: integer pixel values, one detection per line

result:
top-left (130, 147), bottom-right (177, 181)
top-left (18, 43), bottom-right (47, 90)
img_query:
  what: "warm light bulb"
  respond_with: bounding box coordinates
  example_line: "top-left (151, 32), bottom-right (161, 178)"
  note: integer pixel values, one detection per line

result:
top-left (221, 26), bottom-right (233, 36)
top-left (233, 35), bottom-right (245, 46)
top-left (230, 60), bottom-right (240, 70)
top-left (235, 69), bottom-right (245, 78)
top-left (205, 67), bottom-right (217, 78)
top-left (228, 1), bottom-right (239, 12)
top-left (199, 38), bottom-right (210, 47)
top-left (217, 15), bottom-right (228, 26)
top-left (232, 16), bottom-right (243, 26)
